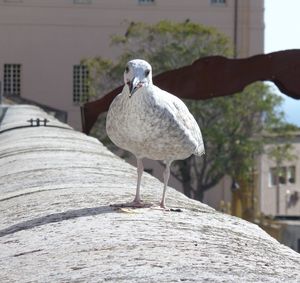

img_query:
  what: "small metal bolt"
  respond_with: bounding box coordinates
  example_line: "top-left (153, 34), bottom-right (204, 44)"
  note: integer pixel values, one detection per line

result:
top-left (27, 118), bottom-right (49, 127)
top-left (43, 119), bottom-right (49, 126)
top-left (27, 119), bottom-right (34, 126)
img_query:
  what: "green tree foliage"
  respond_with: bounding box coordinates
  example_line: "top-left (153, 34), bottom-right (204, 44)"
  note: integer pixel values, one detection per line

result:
top-left (82, 20), bottom-right (231, 98)
top-left (83, 20), bottom-right (292, 201)
top-left (176, 84), bottom-right (286, 200)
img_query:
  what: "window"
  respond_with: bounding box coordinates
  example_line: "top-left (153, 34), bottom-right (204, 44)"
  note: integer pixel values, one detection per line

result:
top-left (138, 0), bottom-right (155, 5)
top-left (3, 0), bottom-right (23, 3)
top-left (269, 166), bottom-right (296, 187)
top-left (211, 0), bottom-right (226, 5)
top-left (73, 65), bottom-right (89, 104)
top-left (287, 166), bottom-right (296, 184)
top-left (278, 167), bottom-right (287, 184)
top-left (269, 167), bottom-right (277, 186)
top-left (73, 0), bottom-right (92, 4)
top-left (3, 64), bottom-right (21, 96)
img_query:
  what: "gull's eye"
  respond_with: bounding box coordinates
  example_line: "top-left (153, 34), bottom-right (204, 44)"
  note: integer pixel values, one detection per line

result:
top-left (145, 69), bottom-right (150, 77)
top-left (125, 66), bottom-right (129, 73)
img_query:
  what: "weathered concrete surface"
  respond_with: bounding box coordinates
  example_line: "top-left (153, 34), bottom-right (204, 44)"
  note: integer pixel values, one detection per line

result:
top-left (0, 105), bottom-right (300, 283)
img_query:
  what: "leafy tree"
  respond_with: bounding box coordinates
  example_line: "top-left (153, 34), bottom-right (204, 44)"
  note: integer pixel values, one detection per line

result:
top-left (174, 83), bottom-right (286, 200)
top-left (83, 20), bottom-right (292, 201)
top-left (83, 20), bottom-right (231, 98)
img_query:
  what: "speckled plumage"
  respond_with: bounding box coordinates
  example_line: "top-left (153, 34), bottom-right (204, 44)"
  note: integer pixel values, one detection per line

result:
top-left (107, 84), bottom-right (204, 160)
top-left (106, 59), bottom-right (204, 208)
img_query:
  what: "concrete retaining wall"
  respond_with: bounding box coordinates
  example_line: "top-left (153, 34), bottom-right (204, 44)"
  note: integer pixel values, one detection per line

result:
top-left (1, 105), bottom-right (300, 283)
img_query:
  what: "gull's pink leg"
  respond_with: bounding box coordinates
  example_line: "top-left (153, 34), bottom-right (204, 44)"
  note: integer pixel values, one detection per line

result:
top-left (110, 158), bottom-right (151, 208)
top-left (160, 161), bottom-right (172, 209)
top-left (133, 158), bottom-right (144, 206)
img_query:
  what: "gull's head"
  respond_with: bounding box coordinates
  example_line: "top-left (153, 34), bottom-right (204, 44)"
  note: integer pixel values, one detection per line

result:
top-left (124, 59), bottom-right (152, 97)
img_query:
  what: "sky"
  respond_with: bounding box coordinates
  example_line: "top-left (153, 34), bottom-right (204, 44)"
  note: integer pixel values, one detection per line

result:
top-left (265, 0), bottom-right (300, 126)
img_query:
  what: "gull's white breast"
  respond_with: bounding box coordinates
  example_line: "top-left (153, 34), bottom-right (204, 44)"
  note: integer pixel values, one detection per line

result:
top-left (106, 85), bottom-right (204, 161)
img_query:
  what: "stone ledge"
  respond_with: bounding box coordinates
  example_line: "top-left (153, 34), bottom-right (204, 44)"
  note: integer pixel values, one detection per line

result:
top-left (0, 105), bottom-right (299, 283)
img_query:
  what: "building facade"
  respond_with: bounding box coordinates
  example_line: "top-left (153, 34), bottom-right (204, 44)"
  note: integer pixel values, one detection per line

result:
top-left (204, 134), bottom-right (300, 218)
top-left (259, 134), bottom-right (300, 216)
top-left (0, 0), bottom-right (264, 129)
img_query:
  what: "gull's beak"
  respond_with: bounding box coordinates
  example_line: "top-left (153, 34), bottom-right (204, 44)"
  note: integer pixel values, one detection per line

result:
top-left (128, 77), bottom-right (142, 97)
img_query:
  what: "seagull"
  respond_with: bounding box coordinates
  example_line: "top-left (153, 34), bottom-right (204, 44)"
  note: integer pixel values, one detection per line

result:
top-left (106, 59), bottom-right (204, 209)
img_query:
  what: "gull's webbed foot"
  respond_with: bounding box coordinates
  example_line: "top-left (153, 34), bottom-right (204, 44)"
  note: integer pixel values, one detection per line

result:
top-left (132, 198), bottom-right (146, 208)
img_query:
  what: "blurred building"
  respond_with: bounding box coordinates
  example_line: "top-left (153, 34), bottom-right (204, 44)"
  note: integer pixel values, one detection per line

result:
top-left (205, 132), bottom-right (300, 253)
top-left (205, 132), bottom-right (300, 214)
top-left (0, 0), bottom-right (264, 130)
top-left (259, 134), bottom-right (300, 217)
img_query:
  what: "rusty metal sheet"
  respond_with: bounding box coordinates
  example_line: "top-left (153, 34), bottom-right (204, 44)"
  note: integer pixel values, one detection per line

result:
top-left (81, 50), bottom-right (300, 134)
